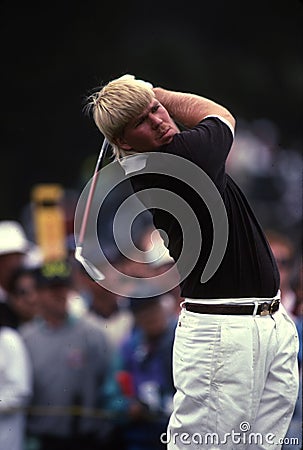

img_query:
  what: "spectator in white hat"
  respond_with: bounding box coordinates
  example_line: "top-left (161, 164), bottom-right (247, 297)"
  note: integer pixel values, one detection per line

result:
top-left (0, 220), bottom-right (30, 326)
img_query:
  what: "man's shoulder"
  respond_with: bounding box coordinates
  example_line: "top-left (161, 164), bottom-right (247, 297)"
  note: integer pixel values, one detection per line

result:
top-left (19, 319), bottom-right (41, 339)
top-left (0, 326), bottom-right (21, 344)
top-left (77, 313), bottom-right (110, 342)
top-left (0, 327), bottom-right (31, 364)
top-left (80, 311), bottom-right (104, 329)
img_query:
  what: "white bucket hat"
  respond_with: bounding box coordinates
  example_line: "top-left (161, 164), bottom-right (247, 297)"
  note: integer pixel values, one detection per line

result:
top-left (0, 220), bottom-right (30, 256)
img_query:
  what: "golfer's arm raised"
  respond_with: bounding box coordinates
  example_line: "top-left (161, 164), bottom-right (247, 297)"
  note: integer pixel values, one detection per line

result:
top-left (153, 87), bottom-right (235, 130)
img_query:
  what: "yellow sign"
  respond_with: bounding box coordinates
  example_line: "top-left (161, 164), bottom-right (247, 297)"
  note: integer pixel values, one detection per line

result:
top-left (31, 184), bottom-right (67, 262)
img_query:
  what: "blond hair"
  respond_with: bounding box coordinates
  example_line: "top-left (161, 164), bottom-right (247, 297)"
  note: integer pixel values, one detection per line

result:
top-left (86, 74), bottom-right (154, 159)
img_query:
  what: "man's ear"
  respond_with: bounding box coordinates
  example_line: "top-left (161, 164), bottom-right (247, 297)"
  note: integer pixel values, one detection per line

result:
top-left (114, 136), bottom-right (133, 151)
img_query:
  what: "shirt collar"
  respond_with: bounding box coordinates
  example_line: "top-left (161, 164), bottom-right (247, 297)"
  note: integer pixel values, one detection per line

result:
top-left (119, 153), bottom-right (149, 175)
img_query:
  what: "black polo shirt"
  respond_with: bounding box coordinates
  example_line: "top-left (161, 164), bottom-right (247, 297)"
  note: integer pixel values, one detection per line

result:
top-left (129, 117), bottom-right (279, 299)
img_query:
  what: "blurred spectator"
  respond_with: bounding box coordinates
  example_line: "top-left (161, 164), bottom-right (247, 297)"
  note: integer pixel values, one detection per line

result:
top-left (75, 262), bottom-right (134, 350)
top-left (6, 267), bottom-right (39, 329)
top-left (0, 323), bottom-right (32, 450)
top-left (266, 230), bottom-right (303, 449)
top-left (285, 262), bottom-right (302, 450)
top-left (141, 226), bottom-right (183, 317)
top-left (110, 290), bottom-right (177, 450)
top-left (266, 230), bottom-right (301, 320)
top-left (0, 220), bottom-right (30, 327)
top-left (20, 260), bottom-right (112, 450)
top-left (227, 119), bottom-right (302, 242)
top-left (65, 234), bottom-right (91, 318)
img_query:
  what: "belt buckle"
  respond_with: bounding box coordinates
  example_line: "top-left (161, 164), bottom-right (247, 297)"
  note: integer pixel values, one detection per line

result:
top-left (260, 299), bottom-right (280, 316)
top-left (269, 299), bottom-right (280, 314)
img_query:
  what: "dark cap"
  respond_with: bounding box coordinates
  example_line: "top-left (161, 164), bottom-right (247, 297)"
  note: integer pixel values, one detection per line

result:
top-left (35, 260), bottom-right (72, 288)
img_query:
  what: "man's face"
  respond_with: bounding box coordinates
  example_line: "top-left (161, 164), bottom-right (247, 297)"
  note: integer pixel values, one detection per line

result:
top-left (11, 274), bottom-right (38, 321)
top-left (0, 253), bottom-right (24, 289)
top-left (135, 302), bottom-right (167, 339)
top-left (117, 99), bottom-right (180, 152)
top-left (38, 284), bottom-right (69, 320)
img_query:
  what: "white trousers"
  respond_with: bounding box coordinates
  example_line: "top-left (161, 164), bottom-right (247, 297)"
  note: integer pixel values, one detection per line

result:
top-left (165, 304), bottom-right (299, 450)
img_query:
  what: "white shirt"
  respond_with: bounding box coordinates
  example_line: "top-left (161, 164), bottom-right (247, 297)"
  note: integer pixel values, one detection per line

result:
top-left (0, 327), bottom-right (32, 450)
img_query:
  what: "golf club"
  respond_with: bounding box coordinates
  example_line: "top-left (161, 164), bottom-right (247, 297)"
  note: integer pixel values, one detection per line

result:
top-left (74, 137), bottom-right (111, 281)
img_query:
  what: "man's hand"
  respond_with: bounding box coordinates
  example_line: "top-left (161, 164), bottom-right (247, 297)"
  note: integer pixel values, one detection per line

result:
top-left (153, 87), bottom-right (236, 130)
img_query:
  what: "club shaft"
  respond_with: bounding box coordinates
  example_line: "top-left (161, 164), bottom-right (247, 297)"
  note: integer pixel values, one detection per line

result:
top-left (78, 138), bottom-right (109, 246)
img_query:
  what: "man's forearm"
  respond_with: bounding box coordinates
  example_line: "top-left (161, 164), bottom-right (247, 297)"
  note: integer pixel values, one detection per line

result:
top-left (153, 87), bottom-right (235, 129)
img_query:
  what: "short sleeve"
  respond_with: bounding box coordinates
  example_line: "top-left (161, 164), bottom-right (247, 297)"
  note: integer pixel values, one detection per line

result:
top-left (166, 117), bottom-right (234, 186)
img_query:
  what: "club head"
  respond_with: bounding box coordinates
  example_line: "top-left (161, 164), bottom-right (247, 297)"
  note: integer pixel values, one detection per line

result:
top-left (75, 246), bottom-right (105, 281)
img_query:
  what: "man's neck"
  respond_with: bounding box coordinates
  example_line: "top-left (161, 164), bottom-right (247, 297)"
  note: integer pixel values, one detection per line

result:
top-left (42, 314), bottom-right (68, 328)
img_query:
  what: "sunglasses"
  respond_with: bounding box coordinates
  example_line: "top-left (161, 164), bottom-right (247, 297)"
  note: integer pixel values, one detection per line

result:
top-left (14, 287), bottom-right (36, 296)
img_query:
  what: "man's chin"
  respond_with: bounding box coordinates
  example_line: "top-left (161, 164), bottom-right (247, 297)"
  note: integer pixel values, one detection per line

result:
top-left (160, 129), bottom-right (175, 145)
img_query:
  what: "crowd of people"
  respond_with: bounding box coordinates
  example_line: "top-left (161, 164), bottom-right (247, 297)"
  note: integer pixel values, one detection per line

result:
top-left (0, 219), bottom-right (182, 450)
top-left (0, 215), bottom-right (301, 450)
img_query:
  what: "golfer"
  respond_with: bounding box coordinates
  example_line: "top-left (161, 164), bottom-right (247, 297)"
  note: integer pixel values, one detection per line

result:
top-left (86, 74), bottom-right (299, 449)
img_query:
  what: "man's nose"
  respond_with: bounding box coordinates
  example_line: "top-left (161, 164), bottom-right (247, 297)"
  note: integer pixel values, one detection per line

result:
top-left (149, 115), bottom-right (163, 129)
